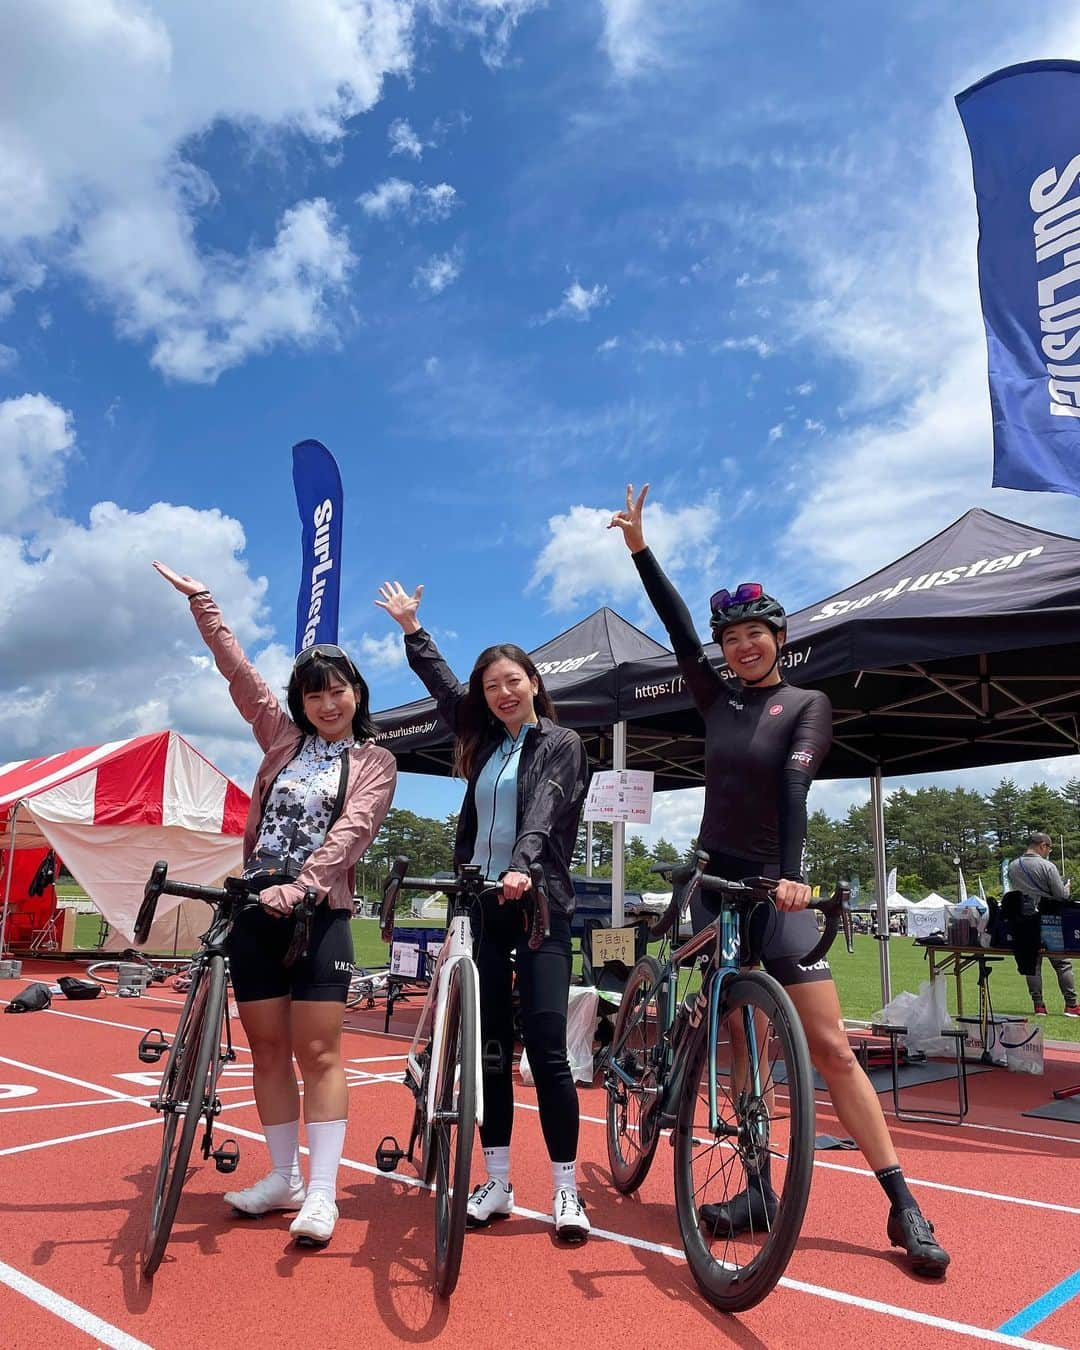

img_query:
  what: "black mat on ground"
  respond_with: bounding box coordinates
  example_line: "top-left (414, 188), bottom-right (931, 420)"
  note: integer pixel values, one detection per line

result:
top-left (1022, 1097), bottom-right (1080, 1123)
top-left (776, 1060), bottom-right (991, 1093)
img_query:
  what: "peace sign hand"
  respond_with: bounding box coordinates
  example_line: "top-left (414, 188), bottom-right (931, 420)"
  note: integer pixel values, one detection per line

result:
top-left (375, 581), bottom-right (424, 635)
top-left (152, 560), bottom-right (208, 597)
top-left (607, 482), bottom-right (649, 553)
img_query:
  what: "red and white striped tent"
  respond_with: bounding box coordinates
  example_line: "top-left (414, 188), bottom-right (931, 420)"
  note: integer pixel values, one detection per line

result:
top-left (0, 731), bottom-right (250, 951)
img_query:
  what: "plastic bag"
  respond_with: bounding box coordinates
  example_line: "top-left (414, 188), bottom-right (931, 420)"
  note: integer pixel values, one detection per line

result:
top-left (520, 985), bottom-right (598, 1085)
top-left (873, 978), bottom-right (953, 1057)
top-left (1001, 1019), bottom-right (1044, 1075)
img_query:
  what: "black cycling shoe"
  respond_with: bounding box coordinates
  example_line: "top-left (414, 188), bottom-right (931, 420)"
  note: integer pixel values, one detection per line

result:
top-left (699, 1186), bottom-right (778, 1237)
top-left (887, 1207), bottom-right (950, 1276)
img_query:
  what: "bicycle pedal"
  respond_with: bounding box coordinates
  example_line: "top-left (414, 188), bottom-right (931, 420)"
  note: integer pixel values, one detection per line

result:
top-left (374, 1135), bottom-right (406, 1172)
top-left (211, 1139), bottom-right (240, 1173)
top-left (137, 1029), bottom-right (170, 1063)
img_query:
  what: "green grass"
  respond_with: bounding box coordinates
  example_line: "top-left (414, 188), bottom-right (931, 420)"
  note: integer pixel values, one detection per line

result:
top-left (69, 911), bottom-right (1080, 1044)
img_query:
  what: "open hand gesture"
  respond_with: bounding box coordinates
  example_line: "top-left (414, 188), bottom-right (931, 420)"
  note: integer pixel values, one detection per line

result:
top-left (153, 560), bottom-right (207, 597)
top-left (607, 482), bottom-right (649, 553)
top-left (375, 581), bottom-right (424, 634)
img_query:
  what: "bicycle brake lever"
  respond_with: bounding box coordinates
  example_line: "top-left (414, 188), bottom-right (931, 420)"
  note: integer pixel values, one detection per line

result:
top-left (527, 864), bottom-right (551, 951)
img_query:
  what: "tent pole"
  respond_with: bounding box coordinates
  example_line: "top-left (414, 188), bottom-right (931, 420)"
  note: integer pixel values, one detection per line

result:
top-left (612, 721), bottom-right (627, 927)
top-left (0, 801), bottom-right (20, 956)
top-left (870, 768), bottom-right (891, 1005)
top-left (586, 822), bottom-right (594, 878)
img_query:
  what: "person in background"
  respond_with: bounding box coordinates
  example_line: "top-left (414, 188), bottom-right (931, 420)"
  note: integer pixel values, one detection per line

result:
top-left (154, 561), bottom-right (396, 1247)
top-left (1007, 833), bottom-right (1079, 1017)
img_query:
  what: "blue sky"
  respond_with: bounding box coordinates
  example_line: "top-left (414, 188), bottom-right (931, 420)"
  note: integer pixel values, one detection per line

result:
top-left (4, 1), bottom-right (1080, 850)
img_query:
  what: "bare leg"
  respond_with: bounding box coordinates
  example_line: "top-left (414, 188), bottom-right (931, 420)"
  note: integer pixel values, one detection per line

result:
top-left (291, 1000), bottom-right (348, 1122)
top-left (237, 996), bottom-right (299, 1125)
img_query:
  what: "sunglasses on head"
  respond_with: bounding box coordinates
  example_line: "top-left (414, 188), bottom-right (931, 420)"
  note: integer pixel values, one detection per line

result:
top-left (709, 581), bottom-right (764, 614)
top-left (294, 643), bottom-right (354, 673)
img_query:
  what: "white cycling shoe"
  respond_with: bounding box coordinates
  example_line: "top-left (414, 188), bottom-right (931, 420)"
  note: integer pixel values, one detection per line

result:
top-left (466, 1178), bottom-right (514, 1227)
top-left (224, 1172), bottom-right (306, 1216)
top-left (553, 1188), bottom-right (590, 1242)
top-left (289, 1192), bottom-right (338, 1246)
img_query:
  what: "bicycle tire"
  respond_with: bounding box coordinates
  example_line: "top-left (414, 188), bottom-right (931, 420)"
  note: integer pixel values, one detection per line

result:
top-left (432, 961), bottom-right (477, 1298)
top-left (673, 970), bottom-right (814, 1312)
top-left (85, 961), bottom-right (123, 986)
top-left (605, 955), bottom-right (666, 1194)
top-left (142, 954), bottom-right (227, 1277)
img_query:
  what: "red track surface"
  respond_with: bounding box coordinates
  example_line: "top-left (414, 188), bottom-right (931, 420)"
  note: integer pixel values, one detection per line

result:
top-left (2, 959), bottom-right (1079, 1350)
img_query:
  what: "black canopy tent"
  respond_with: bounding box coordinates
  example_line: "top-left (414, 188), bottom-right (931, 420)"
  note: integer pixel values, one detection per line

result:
top-left (616, 509), bottom-right (1080, 997)
top-left (372, 511), bottom-right (1080, 996)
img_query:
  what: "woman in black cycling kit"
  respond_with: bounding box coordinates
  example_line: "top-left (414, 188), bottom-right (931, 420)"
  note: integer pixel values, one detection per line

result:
top-left (609, 485), bottom-right (949, 1278)
top-left (376, 581), bottom-right (591, 1241)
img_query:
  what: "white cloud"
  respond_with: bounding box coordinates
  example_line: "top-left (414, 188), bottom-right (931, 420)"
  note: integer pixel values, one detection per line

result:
top-left (793, 381), bottom-right (815, 396)
top-left (0, 1), bottom-right (415, 383)
top-left (599, 0), bottom-right (665, 79)
top-left (542, 280), bottom-right (609, 324)
top-left (355, 631), bottom-right (407, 671)
top-left (767, 423), bottom-right (783, 443)
top-left (640, 337), bottom-right (685, 355)
top-left (529, 494), bottom-right (721, 612)
top-left (358, 178), bottom-right (459, 221)
top-left (388, 116), bottom-right (424, 159)
top-left (0, 393), bottom-right (75, 527)
top-left (717, 335), bottom-right (772, 358)
top-left (804, 418), bottom-right (825, 433)
top-left (597, 335), bottom-right (620, 353)
top-left (424, 0), bottom-right (544, 67)
top-left (0, 344), bottom-right (17, 371)
top-left (735, 268), bottom-right (778, 287)
top-left (413, 249), bottom-right (462, 293)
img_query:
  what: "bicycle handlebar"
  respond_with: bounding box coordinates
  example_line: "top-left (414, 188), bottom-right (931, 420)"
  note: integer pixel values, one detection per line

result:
top-left (136, 860), bottom-right (318, 964)
top-left (379, 857), bottom-right (552, 951)
top-left (645, 851), bottom-right (854, 964)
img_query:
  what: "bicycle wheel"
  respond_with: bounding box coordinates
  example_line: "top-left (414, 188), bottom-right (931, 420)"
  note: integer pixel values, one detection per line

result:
top-left (674, 970), bottom-right (814, 1312)
top-left (432, 960), bottom-right (477, 1298)
top-left (142, 954), bottom-right (227, 1277)
top-left (85, 961), bottom-right (123, 986)
top-left (605, 955), bottom-right (666, 1194)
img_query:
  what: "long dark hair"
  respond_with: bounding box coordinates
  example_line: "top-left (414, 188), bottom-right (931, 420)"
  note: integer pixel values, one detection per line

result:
top-left (286, 652), bottom-right (376, 741)
top-left (454, 643), bottom-right (556, 780)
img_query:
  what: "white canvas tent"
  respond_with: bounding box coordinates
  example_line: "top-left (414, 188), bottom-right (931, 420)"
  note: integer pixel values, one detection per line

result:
top-left (885, 893), bottom-right (914, 909)
top-left (0, 732), bottom-right (249, 951)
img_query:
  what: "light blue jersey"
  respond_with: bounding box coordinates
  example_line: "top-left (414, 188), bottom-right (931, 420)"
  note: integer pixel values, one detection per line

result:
top-left (470, 724), bottom-right (534, 880)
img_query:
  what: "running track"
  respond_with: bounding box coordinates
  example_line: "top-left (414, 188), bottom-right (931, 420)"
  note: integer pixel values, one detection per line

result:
top-left (1, 961), bottom-right (1078, 1350)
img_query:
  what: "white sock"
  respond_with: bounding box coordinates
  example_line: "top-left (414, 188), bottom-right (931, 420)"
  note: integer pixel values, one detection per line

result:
top-left (264, 1119), bottom-right (301, 1186)
top-left (305, 1119), bottom-right (347, 1201)
top-left (483, 1146), bottom-right (511, 1188)
top-left (552, 1160), bottom-right (576, 1196)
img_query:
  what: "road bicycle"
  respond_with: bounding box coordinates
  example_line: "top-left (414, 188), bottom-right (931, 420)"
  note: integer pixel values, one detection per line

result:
top-left (374, 858), bottom-right (549, 1299)
top-left (132, 861), bottom-right (316, 1277)
top-left (604, 852), bottom-right (852, 1312)
top-left (346, 964), bottom-right (391, 1010)
top-left (86, 950), bottom-right (193, 991)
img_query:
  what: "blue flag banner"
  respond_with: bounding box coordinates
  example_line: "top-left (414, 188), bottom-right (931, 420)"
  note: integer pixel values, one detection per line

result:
top-left (957, 61), bottom-right (1080, 496)
top-left (292, 439), bottom-right (343, 654)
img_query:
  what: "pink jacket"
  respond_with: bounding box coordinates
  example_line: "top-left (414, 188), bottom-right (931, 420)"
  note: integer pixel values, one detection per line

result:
top-left (191, 594), bottom-right (396, 912)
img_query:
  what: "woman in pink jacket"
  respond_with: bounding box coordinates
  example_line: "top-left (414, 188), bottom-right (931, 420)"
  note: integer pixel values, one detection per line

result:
top-left (155, 562), bottom-right (396, 1247)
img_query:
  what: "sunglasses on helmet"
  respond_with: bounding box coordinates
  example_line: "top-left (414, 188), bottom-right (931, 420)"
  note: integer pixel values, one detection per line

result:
top-left (709, 581), bottom-right (764, 615)
top-left (294, 643), bottom-right (355, 674)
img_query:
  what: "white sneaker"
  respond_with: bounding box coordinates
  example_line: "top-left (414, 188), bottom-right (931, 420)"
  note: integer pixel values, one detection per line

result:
top-left (466, 1177), bottom-right (514, 1227)
top-left (224, 1172), bottom-right (306, 1216)
top-left (289, 1192), bottom-right (338, 1246)
top-left (553, 1188), bottom-right (590, 1243)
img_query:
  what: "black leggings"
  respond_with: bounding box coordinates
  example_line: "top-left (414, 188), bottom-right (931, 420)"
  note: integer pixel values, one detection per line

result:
top-left (474, 896), bottom-right (578, 1162)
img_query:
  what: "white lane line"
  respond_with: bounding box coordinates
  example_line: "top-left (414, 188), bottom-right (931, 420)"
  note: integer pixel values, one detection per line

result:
top-left (5, 1002), bottom-right (255, 1055)
top-left (346, 1055), bottom-right (408, 1064)
top-left (0, 1117), bottom-right (161, 1158)
top-left (809, 1159), bottom-right (1080, 1216)
top-left (0, 1258), bottom-right (153, 1350)
top-left (0, 1056), bottom-right (150, 1105)
top-left (0, 1097), bottom-right (141, 1115)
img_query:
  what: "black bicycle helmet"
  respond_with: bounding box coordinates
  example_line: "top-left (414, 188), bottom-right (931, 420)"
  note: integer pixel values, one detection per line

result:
top-left (709, 582), bottom-right (787, 642)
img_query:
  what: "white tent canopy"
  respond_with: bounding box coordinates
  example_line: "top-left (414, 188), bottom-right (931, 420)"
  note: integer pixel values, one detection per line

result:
top-left (0, 731), bottom-right (249, 950)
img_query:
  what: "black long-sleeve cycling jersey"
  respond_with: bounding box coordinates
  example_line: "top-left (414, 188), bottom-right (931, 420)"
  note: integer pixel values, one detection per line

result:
top-left (633, 547), bottom-right (832, 880)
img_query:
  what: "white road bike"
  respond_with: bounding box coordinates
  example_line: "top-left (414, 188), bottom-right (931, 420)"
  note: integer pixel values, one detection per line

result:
top-left (374, 857), bottom-right (550, 1299)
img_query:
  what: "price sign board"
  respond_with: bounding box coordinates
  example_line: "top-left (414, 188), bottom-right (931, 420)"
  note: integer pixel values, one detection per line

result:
top-left (583, 770), bottom-right (654, 823)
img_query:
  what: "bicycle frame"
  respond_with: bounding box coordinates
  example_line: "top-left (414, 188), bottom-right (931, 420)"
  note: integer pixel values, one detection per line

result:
top-left (404, 898), bottom-right (484, 1135)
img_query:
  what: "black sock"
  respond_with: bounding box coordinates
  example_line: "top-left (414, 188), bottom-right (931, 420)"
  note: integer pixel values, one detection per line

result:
top-left (746, 1155), bottom-right (775, 1197)
top-left (875, 1164), bottom-right (917, 1213)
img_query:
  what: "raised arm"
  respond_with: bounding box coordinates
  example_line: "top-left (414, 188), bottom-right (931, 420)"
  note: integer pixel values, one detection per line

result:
top-left (375, 580), bottom-right (467, 733)
top-left (153, 560), bottom-right (292, 753)
top-left (608, 483), bottom-right (722, 712)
